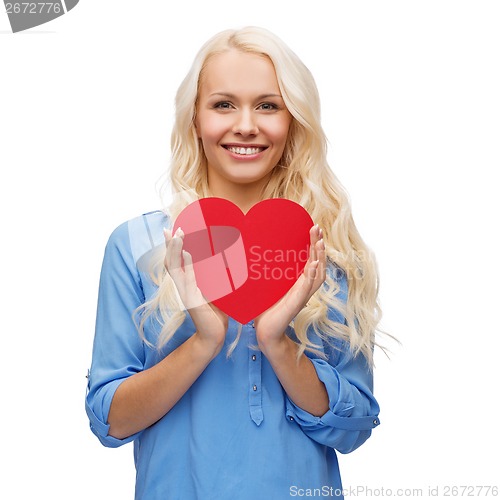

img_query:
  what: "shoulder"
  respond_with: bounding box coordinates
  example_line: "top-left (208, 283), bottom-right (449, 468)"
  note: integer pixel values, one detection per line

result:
top-left (106, 210), bottom-right (169, 267)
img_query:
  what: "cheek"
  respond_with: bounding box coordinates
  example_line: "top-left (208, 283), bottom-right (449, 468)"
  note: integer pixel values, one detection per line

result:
top-left (197, 114), bottom-right (227, 143)
top-left (267, 117), bottom-right (292, 147)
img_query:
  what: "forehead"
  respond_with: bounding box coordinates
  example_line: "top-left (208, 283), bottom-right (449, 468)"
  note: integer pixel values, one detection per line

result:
top-left (199, 49), bottom-right (281, 97)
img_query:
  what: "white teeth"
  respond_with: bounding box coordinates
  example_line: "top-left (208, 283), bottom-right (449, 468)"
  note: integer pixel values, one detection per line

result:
top-left (227, 146), bottom-right (264, 155)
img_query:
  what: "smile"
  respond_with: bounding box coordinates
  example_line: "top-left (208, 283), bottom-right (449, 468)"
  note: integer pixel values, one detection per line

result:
top-left (223, 145), bottom-right (267, 156)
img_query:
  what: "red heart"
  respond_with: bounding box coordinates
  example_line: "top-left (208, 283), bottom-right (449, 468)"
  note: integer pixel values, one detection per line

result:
top-left (172, 198), bottom-right (313, 323)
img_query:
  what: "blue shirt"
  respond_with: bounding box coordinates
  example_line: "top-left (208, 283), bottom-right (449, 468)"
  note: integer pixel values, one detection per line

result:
top-left (85, 211), bottom-right (380, 500)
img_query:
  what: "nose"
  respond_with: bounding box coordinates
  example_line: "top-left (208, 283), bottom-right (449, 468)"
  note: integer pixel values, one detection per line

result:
top-left (232, 109), bottom-right (259, 136)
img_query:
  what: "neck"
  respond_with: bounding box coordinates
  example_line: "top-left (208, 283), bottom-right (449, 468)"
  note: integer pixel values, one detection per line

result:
top-left (208, 176), bottom-right (271, 214)
top-left (211, 186), bottom-right (261, 214)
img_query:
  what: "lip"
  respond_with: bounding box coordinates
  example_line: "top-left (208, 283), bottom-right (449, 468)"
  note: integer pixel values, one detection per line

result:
top-left (222, 143), bottom-right (269, 149)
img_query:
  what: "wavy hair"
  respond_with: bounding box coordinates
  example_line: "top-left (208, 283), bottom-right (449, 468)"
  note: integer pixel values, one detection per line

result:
top-left (139, 26), bottom-right (383, 365)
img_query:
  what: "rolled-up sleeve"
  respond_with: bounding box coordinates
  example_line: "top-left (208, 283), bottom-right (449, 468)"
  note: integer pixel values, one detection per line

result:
top-left (85, 222), bottom-right (146, 448)
top-left (285, 269), bottom-right (380, 454)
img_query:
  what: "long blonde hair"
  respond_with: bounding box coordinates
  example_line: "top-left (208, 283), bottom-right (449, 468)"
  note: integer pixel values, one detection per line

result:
top-left (140, 26), bottom-right (382, 365)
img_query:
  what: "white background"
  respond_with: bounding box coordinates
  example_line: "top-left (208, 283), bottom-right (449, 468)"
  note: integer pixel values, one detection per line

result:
top-left (1, 1), bottom-right (499, 498)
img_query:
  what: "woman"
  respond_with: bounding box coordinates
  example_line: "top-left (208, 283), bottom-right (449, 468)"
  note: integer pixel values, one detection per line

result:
top-left (86, 26), bottom-right (382, 500)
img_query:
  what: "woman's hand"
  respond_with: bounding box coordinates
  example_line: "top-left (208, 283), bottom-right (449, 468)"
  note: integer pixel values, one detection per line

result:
top-left (254, 224), bottom-right (326, 352)
top-left (164, 227), bottom-right (228, 357)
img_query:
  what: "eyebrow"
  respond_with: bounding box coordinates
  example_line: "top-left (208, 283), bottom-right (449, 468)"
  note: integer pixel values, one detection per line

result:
top-left (209, 92), bottom-right (284, 100)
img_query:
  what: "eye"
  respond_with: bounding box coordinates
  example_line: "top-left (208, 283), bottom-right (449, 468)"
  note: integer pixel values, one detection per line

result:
top-left (213, 101), bottom-right (234, 110)
top-left (258, 102), bottom-right (279, 111)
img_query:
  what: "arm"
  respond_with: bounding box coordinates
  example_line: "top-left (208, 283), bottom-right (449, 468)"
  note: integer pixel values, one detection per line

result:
top-left (255, 225), bottom-right (380, 453)
top-left (107, 331), bottom-right (220, 439)
top-left (260, 324), bottom-right (379, 455)
top-left (259, 335), bottom-right (329, 417)
top-left (86, 222), bottom-right (227, 445)
top-left (108, 227), bottom-right (229, 437)
top-left (285, 339), bottom-right (380, 454)
top-left (85, 221), bottom-right (148, 447)
top-left (255, 224), bottom-right (329, 416)
top-left (283, 273), bottom-right (380, 454)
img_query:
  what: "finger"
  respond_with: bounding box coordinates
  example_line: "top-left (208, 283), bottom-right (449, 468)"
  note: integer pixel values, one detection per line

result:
top-left (165, 226), bottom-right (184, 272)
top-left (166, 226), bottom-right (184, 244)
top-left (300, 258), bottom-right (319, 296)
top-left (309, 224), bottom-right (320, 262)
top-left (163, 227), bottom-right (172, 246)
top-left (169, 235), bottom-right (184, 273)
top-left (163, 228), bottom-right (172, 268)
top-left (306, 259), bottom-right (320, 283)
top-left (180, 250), bottom-right (208, 309)
top-left (314, 238), bottom-right (327, 287)
top-left (304, 239), bottom-right (326, 293)
top-left (182, 250), bottom-right (197, 284)
top-left (292, 259), bottom-right (318, 309)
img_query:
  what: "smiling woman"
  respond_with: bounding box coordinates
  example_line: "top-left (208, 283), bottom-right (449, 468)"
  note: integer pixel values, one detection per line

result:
top-left (85, 26), bottom-right (383, 500)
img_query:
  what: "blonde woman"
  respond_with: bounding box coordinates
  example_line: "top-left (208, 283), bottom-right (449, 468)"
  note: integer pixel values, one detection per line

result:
top-left (86, 27), bottom-right (382, 500)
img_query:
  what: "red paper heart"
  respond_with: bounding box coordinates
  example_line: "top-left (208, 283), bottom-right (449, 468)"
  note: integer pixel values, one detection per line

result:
top-left (172, 198), bottom-right (313, 323)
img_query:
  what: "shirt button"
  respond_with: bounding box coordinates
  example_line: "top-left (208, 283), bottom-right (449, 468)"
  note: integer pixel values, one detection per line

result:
top-left (253, 385), bottom-right (257, 391)
top-left (373, 419), bottom-right (379, 425)
top-left (251, 355), bottom-right (257, 361)
top-left (289, 416), bottom-right (294, 422)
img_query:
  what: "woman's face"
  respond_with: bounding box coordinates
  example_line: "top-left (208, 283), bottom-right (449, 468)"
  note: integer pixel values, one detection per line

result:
top-left (195, 49), bottom-right (293, 199)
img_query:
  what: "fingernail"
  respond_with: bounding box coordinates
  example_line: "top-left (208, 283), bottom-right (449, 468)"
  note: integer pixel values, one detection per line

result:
top-left (174, 226), bottom-right (183, 238)
top-left (319, 238), bottom-right (325, 249)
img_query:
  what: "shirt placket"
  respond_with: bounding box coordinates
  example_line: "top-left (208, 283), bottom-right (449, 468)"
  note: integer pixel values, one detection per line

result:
top-left (247, 321), bottom-right (263, 425)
